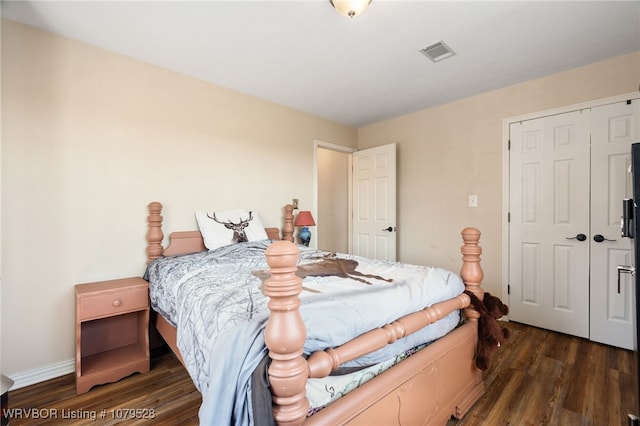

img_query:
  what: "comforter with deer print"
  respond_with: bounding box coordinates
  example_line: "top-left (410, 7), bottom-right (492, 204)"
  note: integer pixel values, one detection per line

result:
top-left (145, 240), bottom-right (464, 426)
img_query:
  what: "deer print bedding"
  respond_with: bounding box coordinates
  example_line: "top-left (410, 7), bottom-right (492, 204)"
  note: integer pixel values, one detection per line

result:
top-left (145, 240), bottom-right (465, 425)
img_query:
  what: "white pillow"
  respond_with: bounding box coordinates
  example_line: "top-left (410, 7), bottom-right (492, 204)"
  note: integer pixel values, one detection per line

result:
top-left (195, 209), bottom-right (268, 250)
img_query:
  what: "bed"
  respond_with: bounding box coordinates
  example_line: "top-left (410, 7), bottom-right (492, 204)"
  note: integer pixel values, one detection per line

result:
top-left (144, 201), bottom-right (485, 425)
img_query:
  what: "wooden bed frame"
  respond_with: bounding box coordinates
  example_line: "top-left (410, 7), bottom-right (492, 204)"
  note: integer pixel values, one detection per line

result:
top-left (145, 202), bottom-right (485, 425)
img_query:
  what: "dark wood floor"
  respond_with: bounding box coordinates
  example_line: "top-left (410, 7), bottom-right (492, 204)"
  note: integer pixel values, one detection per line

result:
top-left (7, 322), bottom-right (638, 425)
top-left (450, 322), bottom-right (638, 426)
top-left (7, 350), bottom-right (201, 426)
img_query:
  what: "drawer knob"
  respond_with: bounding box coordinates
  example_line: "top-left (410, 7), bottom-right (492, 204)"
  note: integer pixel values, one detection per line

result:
top-left (112, 299), bottom-right (122, 308)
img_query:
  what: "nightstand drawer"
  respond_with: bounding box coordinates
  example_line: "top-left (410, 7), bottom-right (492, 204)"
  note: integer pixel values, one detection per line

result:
top-left (78, 287), bottom-right (148, 321)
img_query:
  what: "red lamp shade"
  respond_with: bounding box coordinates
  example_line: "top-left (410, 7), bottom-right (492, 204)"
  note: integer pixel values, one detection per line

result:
top-left (294, 211), bottom-right (316, 227)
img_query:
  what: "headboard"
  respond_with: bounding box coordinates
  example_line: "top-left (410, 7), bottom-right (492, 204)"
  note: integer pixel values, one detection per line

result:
top-left (146, 202), bottom-right (295, 264)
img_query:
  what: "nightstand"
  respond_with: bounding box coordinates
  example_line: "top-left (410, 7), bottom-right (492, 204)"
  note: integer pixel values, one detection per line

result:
top-left (75, 277), bottom-right (150, 394)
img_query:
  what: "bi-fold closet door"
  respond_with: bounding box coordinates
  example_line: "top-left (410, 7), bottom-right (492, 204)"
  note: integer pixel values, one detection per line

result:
top-left (509, 99), bottom-right (639, 349)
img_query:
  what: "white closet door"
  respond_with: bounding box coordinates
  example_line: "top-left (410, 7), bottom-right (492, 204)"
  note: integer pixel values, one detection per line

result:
top-left (509, 110), bottom-right (591, 338)
top-left (590, 100), bottom-right (640, 350)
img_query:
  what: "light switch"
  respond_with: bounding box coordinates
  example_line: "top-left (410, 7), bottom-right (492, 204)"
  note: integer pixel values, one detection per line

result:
top-left (469, 194), bottom-right (478, 208)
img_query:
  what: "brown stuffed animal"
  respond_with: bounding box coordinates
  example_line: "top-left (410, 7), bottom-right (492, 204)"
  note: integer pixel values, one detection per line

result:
top-left (464, 290), bottom-right (510, 371)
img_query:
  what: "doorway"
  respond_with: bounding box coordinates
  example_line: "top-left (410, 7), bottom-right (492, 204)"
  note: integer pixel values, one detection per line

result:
top-left (315, 141), bottom-right (397, 260)
top-left (315, 141), bottom-right (355, 253)
top-left (317, 146), bottom-right (350, 252)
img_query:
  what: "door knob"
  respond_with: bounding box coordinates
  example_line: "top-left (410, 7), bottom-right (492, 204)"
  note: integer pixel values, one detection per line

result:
top-left (593, 234), bottom-right (616, 243)
top-left (565, 233), bottom-right (587, 241)
top-left (382, 226), bottom-right (395, 232)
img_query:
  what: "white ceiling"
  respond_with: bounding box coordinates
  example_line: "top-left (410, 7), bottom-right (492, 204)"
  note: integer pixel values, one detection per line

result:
top-left (2, 1), bottom-right (639, 127)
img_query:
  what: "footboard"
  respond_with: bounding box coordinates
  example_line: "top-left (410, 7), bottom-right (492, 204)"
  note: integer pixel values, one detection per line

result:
top-left (305, 322), bottom-right (482, 425)
top-left (264, 228), bottom-right (485, 425)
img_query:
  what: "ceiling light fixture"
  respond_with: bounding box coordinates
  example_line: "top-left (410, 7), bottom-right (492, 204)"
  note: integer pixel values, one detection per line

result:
top-left (330, 0), bottom-right (372, 18)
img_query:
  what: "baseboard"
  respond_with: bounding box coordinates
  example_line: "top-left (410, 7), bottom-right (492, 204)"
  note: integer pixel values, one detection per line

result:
top-left (9, 359), bottom-right (75, 390)
top-left (9, 349), bottom-right (171, 391)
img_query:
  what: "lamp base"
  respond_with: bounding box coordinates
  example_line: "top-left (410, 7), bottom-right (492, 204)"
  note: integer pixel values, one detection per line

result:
top-left (299, 227), bottom-right (311, 247)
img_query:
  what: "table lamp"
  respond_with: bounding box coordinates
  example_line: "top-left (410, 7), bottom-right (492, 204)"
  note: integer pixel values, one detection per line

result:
top-left (294, 211), bottom-right (316, 246)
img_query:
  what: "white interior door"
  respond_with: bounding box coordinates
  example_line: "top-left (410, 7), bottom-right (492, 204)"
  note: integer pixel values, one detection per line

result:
top-left (509, 110), bottom-right (591, 338)
top-left (590, 100), bottom-right (640, 349)
top-left (352, 143), bottom-right (397, 261)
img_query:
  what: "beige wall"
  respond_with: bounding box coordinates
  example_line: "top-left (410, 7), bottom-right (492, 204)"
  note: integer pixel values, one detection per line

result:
top-left (358, 51), bottom-right (640, 297)
top-left (2, 17), bottom-right (638, 383)
top-left (0, 19), bottom-right (356, 378)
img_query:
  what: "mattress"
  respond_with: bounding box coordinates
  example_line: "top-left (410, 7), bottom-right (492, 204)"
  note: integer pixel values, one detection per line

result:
top-left (145, 240), bottom-right (465, 425)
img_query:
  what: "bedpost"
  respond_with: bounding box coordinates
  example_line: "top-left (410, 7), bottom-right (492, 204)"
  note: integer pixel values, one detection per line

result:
top-left (460, 227), bottom-right (483, 321)
top-left (283, 204), bottom-right (295, 242)
top-left (146, 202), bottom-right (164, 265)
top-left (264, 241), bottom-right (309, 425)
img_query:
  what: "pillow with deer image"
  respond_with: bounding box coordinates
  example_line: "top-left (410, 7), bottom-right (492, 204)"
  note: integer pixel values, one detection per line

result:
top-left (195, 209), bottom-right (269, 250)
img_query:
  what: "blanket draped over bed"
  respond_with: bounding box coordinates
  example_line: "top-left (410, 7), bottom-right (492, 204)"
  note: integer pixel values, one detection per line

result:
top-left (145, 240), bottom-right (465, 425)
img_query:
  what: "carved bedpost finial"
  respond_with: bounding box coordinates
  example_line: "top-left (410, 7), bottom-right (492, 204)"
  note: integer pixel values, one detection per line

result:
top-left (264, 240), bottom-right (309, 425)
top-left (283, 204), bottom-right (295, 243)
top-left (146, 202), bottom-right (164, 265)
top-left (460, 227), bottom-right (483, 321)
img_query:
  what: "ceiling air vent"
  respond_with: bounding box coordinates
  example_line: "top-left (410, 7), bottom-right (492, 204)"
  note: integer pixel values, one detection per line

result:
top-left (419, 40), bottom-right (455, 63)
